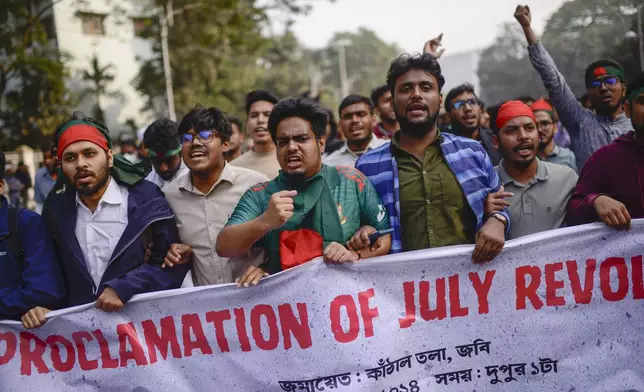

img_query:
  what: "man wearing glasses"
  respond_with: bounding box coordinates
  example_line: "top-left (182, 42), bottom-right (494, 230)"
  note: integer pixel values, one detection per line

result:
top-left (444, 83), bottom-right (501, 165)
top-left (515, 5), bottom-right (631, 170)
top-left (531, 99), bottom-right (578, 173)
top-left (162, 107), bottom-right (269, 286)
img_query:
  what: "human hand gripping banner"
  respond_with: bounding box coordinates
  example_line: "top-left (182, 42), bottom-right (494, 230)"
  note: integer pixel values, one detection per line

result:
top-left (1, 221), bottom-right (643, 391)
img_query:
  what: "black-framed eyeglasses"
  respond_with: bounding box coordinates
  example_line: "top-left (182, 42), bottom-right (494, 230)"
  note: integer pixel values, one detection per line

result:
top-left (180, 130), bottom-right (216, 145)
top-left (536, 120), bottom-right (554, 130)
top-left (589, 77), bottom-right (618, 89)
top-left (452, 99), bottom-right (479, 110)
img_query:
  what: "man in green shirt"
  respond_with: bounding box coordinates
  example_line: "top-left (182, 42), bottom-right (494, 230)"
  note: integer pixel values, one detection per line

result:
top-left (217, 98), bottom-right (391, 287)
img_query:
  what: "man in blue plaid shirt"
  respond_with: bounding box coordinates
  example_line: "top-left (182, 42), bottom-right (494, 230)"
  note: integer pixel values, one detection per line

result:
top-left (356, 53), bottom-right (509, 263)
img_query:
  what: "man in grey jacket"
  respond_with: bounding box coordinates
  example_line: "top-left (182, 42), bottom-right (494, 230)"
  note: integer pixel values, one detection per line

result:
top-left (515, 4), bottom-right (631, 171)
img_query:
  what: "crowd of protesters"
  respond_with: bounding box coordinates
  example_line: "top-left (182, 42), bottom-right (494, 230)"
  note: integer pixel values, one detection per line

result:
top-left (1, 5), bottom-right (642, 331)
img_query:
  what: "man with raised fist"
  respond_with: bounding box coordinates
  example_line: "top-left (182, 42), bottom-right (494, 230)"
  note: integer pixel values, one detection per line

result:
top-left (217, 98), bottom-right (391, 287)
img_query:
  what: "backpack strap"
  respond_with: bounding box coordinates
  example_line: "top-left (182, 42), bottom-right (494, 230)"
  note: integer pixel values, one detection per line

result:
top-left (6, 207), bottom-right (24, 263)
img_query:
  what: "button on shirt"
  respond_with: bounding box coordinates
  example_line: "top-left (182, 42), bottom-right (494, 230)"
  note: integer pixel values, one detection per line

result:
top-left (75, 178), bottom-right (129, 288)
top-left (323, 135), bottom-right (388, 167)
top-left (163, 164), bottom-right (269, 286)
top-left (496, 160), bottom-right (578, 240)
top-left (391, 132), bottom-right (477, 251)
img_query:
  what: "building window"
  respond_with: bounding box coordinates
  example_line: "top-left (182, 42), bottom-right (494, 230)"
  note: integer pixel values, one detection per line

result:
top-left (132, 17), bottom-right (153, 38)
top-left (78, 12), bottom-right (106, 36)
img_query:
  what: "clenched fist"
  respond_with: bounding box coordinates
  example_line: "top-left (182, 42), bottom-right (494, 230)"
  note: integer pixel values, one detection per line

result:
top-left (163, 243), bottom-right (192, 268)
top-left (514, 5), bottom-right (532, 28)
top-left (96, 287), bottom-right (124, 312)
top-left (594, 195), bottom-right (631, 230)
top-left (260, 190), bottom-right (297, 230)
top-left (423, 33), bottom-right (445, 58)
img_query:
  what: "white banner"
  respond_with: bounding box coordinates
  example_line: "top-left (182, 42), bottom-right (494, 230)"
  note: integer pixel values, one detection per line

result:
top-left (1, 221), bottom-right (644, 392)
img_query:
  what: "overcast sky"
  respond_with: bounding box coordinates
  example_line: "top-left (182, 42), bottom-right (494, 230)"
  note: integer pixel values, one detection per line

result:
top-left (288, 0), bottom-right (569, 54)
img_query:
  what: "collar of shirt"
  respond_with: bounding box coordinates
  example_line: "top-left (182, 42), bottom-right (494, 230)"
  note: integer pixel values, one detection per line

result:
top-left (75, 176), bottom-right (124, 214)
top-left (548, 145), bottom-right (561, 158)
top-left (391, 129), bottom-right (443, 156)
top-left (497, 159), bottom-right (548, 188)
top-left (338, 135), bottom-right (387, 157)
top-left (178, 162), bottom-right (235, 196)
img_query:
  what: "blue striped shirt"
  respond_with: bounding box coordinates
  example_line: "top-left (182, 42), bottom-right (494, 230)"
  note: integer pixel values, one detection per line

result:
top-left (356, 132), bottom-right (510, 253)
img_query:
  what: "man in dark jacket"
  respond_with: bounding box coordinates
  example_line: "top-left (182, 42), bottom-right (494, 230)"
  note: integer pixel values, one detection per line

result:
top-left (567, 71), bottom-right (644, 228)
top-left (31, 114), bottom-right (189, 328)
top-left (0, 150), bottom-right (65, 325)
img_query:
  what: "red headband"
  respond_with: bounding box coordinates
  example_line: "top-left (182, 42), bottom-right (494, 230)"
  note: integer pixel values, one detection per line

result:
top-left (496, 101), bottom-right (536, 130)
top-left (531, 99), bottom-right (553, 113)
top-left (57, 124), bottom-right (110, 160)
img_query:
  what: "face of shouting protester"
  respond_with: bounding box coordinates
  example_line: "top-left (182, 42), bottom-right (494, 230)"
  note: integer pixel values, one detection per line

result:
top-left (448, 91), bottom-right (481, 136)
top-left (496, 116), bottom-right (539, 169)
top-left (61, 141), bottom-right (112, 197)
top-left (247, 100), bottom-right (275, 146)
top-left (587, 75), bottom-right (625, 116)
top-left (275, 117), bottom-right (325, 180)
top-left (339, 102), bottom-right (375, 149)
top-left (534, 111), bottom-right (556, 149)
top-left (181, 129), bottom-right (229, 175)
top-left (393, 69), bottom-right (442, 137)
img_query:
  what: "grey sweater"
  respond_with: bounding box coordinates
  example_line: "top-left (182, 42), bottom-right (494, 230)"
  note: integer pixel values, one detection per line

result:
top-left (528, 42), bottom-right (631, 170)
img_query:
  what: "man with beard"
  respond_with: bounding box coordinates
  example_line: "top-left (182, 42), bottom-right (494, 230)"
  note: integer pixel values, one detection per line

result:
top-left (324, 95), bottom-right (388, 167)
top-left (567, 72), bottom-right (644, 228)
top-left (485, 101), bottom-right (578, 239)
top-left (161, 107), bottom-right (268, 286)
top-left (143, 118), bottom-right (189, 190)
top-left (445, 83), bottom-right (501, 165)
top-left (28, 114), bottom-right (189, 328)
top-left (34, 143), bottom-right (58, 213)
top-left (371, 85), bottom-right (399, 139)
top-left (531, 99), bottom-right (577, 172)
top-left (516, 5), bottom-right (631, 170)
top-left (217, 98), bottom-right (391, 287)
top-left (225, 116), bottom-right (245, 162)
top-left (231, 90), bottom-right (281, 178)
top-left (356, 53), bottom-right (508, 263)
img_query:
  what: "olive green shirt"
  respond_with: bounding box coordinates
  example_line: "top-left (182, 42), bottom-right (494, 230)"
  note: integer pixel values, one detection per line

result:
top-left (391, 132), bottom-right (477, 251)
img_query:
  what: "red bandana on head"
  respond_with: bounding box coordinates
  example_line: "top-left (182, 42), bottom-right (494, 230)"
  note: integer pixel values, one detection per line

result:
top-left (593, 67), bottom-right (608, 77)
top-left (531, 99), bottom-right (553, 113)
top-left (496, 101), bottom-right (536, 130)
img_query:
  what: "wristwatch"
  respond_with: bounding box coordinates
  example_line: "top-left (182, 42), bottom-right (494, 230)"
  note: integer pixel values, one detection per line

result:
top-left (490, 212), bottom-right (508, 228)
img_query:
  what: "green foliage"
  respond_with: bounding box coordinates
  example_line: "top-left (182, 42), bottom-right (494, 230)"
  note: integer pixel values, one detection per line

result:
top-left (0, 0), bottom-right (73, 149)
top-left (80, 55), bottom-right (123, 124)
top-left (478, 0), bottom-right (638, 104)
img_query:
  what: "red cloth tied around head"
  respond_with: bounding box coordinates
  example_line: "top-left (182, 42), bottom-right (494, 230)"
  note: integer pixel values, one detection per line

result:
top-left (531, 99), bottom-right (553, 113)
top-left (57, 124), bottom-right (110, 160)
top-left (496, 100), bottom-right (536, 130)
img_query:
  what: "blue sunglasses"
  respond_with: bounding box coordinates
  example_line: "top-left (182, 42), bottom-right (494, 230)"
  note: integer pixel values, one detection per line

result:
top-left (180, 130), bottom-right (216, 144)
top-left (589, 77), bottom-right (618, 89)
top-left (452, 99), bottom-right (479, 110)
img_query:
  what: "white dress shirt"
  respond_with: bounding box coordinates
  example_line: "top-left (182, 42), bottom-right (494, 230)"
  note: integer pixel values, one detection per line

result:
top-left (323, 135), bottom-right (388, 167)
top-left (75, 177), bottom-right (129, 287)
top-left (145, 161), bottom-right (190, 191)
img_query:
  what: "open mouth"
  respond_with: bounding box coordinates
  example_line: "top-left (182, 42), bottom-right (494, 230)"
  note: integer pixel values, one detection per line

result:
top-left (76, 172), bottom-right (93, 185)
top-left (189, 150), bottom-right (207, 159)
top-left (600, 94), bottom-right (613, 103)
top-left (407, 103), bottom-right (427, 117)
top-left (285, 155), bottom-right (302, 169)
top-left (255, 127), bottom-right (268, 135)
top-left (515, 144), bottom-right (534, 157)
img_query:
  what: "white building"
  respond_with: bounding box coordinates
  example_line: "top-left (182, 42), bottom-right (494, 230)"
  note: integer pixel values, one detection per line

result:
top-left (50, 0), bottom-right (157, 134)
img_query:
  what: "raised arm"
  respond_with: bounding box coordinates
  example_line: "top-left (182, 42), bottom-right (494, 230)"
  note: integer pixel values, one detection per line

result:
top-left (515, 5), bottom-right (588, 133)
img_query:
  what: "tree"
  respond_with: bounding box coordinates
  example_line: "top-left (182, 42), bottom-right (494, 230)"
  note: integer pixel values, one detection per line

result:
top-left (478, 0), bottom-right (639, 104)
top-left (477, 23), bottom-right (546, 105)
top-left (80, 55), bottom-right (123, 124)
top-left (0, 0), bottom-right (73, 149)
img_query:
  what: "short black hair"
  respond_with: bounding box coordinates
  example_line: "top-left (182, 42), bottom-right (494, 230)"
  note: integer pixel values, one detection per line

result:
top-left (387, 53), bottom-right (446, 97)
top-left (268, 97), bottom-right (328, 142)
top-left (515, 95), bottom-right (535, 104)
top-left (370, 85), bottom-right (389, 107)
top-left (0, 150), bottom-right (5, 179)
top-left (445, 83), bottom-right (477, 112)
top-left (143, 118), bottom-right (180, 152)
top-left (178, 106), bottom-right (233, 142)
top-left (626, 71), bottom-right (644, 104)
top-left (325, 108), bottom-right (338, 140)
top-left (488, 102), bottom-right (503, 135)
top-left (228, 115), bottom-right (242, 131)
top-left (585, 59), bottom-right (624, 87)
top-left (245, 90), bottom-right (279, 114)
top-left (338, 95), bottom-right (374, 117)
